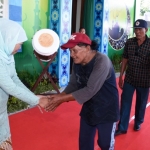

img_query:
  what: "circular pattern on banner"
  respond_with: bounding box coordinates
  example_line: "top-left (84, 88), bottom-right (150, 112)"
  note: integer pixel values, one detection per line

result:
top-left (32, 29), bottom-right (60, 56)
top-left (108, 2), bottom-right (131, 50)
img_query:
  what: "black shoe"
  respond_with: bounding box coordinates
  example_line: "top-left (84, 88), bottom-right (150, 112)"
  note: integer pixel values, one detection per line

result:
top-left (115, 130), bottom-right (127, 136)
top-left (134, 124), bottom-right (141, 131)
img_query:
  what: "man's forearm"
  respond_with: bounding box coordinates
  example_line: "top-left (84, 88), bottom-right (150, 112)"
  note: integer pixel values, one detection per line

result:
top-left (60, 92), bottom-right (75, 102)
top-left (120, 58), bottom-right (128, 78)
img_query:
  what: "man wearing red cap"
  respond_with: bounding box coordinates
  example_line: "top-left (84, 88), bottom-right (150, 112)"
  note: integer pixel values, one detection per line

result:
top-left (115, 19), bottom-right (150, 136)
top-left (46, 33), bottom-right (119, 150)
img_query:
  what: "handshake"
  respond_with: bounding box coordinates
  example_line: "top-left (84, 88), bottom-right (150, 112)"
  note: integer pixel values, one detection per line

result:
top-left (37, 94), bottom-right (66, 112)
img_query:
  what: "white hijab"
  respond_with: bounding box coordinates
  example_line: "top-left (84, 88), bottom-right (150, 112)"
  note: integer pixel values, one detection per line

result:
top-left (0, 18), bottom-right (27, 64)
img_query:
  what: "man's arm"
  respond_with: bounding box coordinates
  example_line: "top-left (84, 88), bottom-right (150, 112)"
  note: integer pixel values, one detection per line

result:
top-left (119, 58), bottom-right (128, 89)
top-left (45, 92), bottom-right (75, 111)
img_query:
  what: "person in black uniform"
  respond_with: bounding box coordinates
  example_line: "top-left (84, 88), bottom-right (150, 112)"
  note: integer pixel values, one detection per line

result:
top-left (115, 19), bottom-right (150, 136)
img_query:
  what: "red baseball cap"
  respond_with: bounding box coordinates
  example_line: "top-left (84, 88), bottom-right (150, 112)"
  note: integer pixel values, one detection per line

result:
top-left (61, 33), bottom-right (92, 50)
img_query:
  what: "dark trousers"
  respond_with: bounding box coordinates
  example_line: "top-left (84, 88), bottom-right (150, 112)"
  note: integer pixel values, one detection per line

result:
top-left (118, 82), bottom-right (149, 131)
top-left (79, 118), bottom-right (116, 150)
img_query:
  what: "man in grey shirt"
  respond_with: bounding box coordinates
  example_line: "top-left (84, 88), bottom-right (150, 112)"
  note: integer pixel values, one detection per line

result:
top-left (45, 33), bottom-right (119, 150)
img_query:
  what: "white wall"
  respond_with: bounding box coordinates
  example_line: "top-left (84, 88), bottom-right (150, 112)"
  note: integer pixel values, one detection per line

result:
top-left (75, 0), bottom-right (82, 32)
top-left (0, 0), bottom-right (9, 18)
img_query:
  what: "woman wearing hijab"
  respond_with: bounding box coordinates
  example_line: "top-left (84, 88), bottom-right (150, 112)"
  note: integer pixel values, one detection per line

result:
top-left (0, 18), bottom-right (49, 150)
top-left (45, 33), bottom-right (119, 150)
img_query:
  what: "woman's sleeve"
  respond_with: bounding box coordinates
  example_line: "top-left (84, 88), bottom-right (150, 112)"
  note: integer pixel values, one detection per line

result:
top-left (12, 69), bottom-right (32, 92)
top-left (0, 62), bottom-right (39, 105)
top-left (71, 54), bottom-right (112, 104)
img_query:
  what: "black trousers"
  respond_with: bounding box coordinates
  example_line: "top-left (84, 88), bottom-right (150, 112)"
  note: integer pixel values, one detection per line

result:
top-left (118, 82), bottom-right (149, 131)
top-left (79, 118), bottom-right (116, 150)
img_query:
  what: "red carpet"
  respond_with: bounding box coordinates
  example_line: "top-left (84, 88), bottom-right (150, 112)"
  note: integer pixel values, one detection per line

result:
top-left (114, 78), bottom-right (150, 150)
top-left (9, 78), bottom-right (150, 150)
top-left (9, 102), bottom-right (81, 150)
top-left (115, 103), bottom-right (150, 150)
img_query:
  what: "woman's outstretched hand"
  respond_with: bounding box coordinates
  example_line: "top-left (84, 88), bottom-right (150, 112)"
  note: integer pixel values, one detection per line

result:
top-left (38, 96), bottom-right (49, 108)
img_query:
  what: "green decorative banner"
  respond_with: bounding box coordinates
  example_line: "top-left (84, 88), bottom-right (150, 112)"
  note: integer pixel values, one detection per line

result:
top-left (14, 0), bottom-right (49, 74)
top-left (108, 0), bottom-right (135, 58)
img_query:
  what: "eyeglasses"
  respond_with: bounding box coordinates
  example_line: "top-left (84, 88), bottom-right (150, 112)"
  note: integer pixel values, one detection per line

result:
top-left (135, 46), bottom-right (140, 56)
